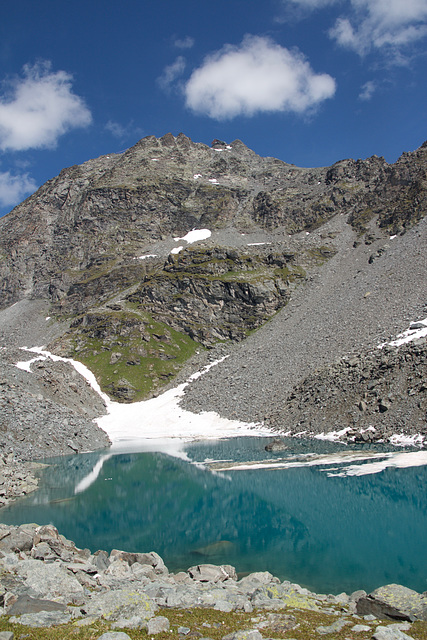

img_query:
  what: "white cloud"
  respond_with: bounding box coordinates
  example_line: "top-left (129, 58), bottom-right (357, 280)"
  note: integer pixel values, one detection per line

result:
top-left (157, 56), bottom-right (186, 92)
top-left (0, 61), bottom-right (92, 152)
top-left (184, 35), bottom-right (336, 120)
top-left (174, 36), bottom-right (195, 49)
top-left (359, 79), bottom-right (376, 100)
top-left (329, 0), bottom-right (427, 55)
top-left (281, 0), bottom-right (427, 58)
top-left (0, 171), bottom-right (37, 207)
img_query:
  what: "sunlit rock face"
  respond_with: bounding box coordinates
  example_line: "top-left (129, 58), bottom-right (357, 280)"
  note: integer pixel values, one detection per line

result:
top-left (0, 134), bottom-right (426, 459)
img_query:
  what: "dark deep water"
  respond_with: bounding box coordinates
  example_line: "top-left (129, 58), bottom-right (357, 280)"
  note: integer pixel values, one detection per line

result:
top-left (1, 437), bottom-right (426, 595)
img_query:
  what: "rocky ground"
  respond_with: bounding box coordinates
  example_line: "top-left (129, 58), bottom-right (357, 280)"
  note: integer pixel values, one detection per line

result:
top-left (181, 215), bottom-right (427, 442)
top-left (0, 522), bottom-right (426, 638)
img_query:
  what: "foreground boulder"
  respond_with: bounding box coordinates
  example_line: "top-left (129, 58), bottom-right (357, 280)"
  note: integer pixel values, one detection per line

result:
top-left (356, 584), bottom-right (427, 621)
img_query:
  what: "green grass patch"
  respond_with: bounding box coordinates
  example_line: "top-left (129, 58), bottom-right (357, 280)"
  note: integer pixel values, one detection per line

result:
top-left (67, 309), bottom-right (201, 402)
top-left (1, 607), bottom-right (426, 640)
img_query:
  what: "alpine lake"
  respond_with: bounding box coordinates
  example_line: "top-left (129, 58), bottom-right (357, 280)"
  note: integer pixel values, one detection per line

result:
top-left (2, 436), bottom-right (426, 596)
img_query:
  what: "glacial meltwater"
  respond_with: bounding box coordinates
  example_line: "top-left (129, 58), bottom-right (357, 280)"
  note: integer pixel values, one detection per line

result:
top-left (1, 437), bottom-right (426, 595)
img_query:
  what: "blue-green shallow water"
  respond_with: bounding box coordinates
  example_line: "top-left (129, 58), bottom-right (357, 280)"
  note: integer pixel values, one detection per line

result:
top-left (1, 437), bottom-right (426, 595)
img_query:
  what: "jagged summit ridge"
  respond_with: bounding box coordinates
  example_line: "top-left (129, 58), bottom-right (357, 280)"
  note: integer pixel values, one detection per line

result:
top-left (0, 133), bottom-right (426, 311)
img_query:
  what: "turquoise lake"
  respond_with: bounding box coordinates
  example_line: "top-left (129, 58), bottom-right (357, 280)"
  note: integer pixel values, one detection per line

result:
top-left (1, 437), bottom-right (426, 595)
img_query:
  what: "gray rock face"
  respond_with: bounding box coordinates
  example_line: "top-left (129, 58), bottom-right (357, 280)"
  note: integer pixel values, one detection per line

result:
top-left (356, 584), bottom-right (427, 622)
top-left (1, 134), bottom-right (425, 312)
top-left (268, 339), bottom-right (427, 441)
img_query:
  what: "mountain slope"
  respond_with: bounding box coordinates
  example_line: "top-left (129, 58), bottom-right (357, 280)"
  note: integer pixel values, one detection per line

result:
top-left (0, 134), bottom-right (426, 459)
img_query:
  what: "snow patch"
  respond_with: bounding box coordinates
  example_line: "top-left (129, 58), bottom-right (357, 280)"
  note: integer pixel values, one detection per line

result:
top-left (247, 242), bottom-right (272, 246)
top-left (193, 174), bottom-right (202, 179)
top-left (174, 229), bottom-right (211, 244)
top-left (211, 451), bottom-right (390, 472)
top-left (17, 348), bottom-right (271, 455)
top-left (314, 427), bottom-right (352, 442)
top-left (137, 254), bottom-right (158, 260)
top-left (15, 356), bottom-right (46, 373)
top-left (326, 451), bottom-right (427, 477)
top-left (170, 246), bottom-right (183, 255)
top-left (210, 449), bottom-right (427, 477)
top-left (378, 317), bottom-right (427, 348)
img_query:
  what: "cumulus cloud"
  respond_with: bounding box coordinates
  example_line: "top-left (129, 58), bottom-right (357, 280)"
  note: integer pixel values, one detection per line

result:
top-left (0, 171), bottom-right (37, 207)
top-left (0, 61), bottom-right (92, 152)
top-left (174, 36), bottom-right (195, 49)
top-left (157, 56), bottom-right (186, 92)
top-left (330, 0), bottom-right (427, 56)
top-left (184, 35), bottom-right (336, 120)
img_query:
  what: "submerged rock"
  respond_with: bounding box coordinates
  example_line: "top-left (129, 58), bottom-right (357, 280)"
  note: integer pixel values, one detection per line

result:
top-left (264, 438), bottom-right (288, 452)
top-left (191, 540), bottom-right (235, 557)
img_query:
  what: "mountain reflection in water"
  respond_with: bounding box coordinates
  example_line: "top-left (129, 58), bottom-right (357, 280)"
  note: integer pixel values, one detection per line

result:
top-left (1, 437), bottom-right (426, 595)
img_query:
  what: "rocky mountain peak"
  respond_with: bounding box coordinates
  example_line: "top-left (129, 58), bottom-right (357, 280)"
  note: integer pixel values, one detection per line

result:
top-left (0, 134), bottom-right (426, 459)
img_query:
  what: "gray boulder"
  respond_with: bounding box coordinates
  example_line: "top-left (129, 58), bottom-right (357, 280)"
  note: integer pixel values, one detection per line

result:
top-left (110, 549), bottom-right (168, 574)
top-left (7, 594), bottom-right (67, 615)
top-left (147, 615), bottom-right (170, 634)
top-left (15, 559), bottom-right (84, 604)
top-left (356, 584), bottom-right (427, 622)
top-left (0, 527), bottom-right (34, 554)
top-left (14, 558), bottom-right (84, 604)
top-left (222, 631), bottom-right (263, 640)
top-left (373, 625), bottom-right (414, 640)
top-left (83, 588), bottom-right (157, 622)
top-left (316, 618), bottom-right (352, 634)
top-left (265, 439), bottom-right (288, 452)
top-left (97, 634), bottom-right (132, 640)
top-left (187, 563), bottom-right (237, 582)
top-left (8, 610), bottom-right (72, 627)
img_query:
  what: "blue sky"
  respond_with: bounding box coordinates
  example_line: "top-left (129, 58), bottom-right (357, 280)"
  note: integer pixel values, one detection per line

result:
top-left (0, 0), bottom-right (426, 217)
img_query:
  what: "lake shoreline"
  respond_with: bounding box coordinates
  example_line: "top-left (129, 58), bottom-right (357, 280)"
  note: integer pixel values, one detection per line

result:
top-left (0, 521), bottom-right (426, 633)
